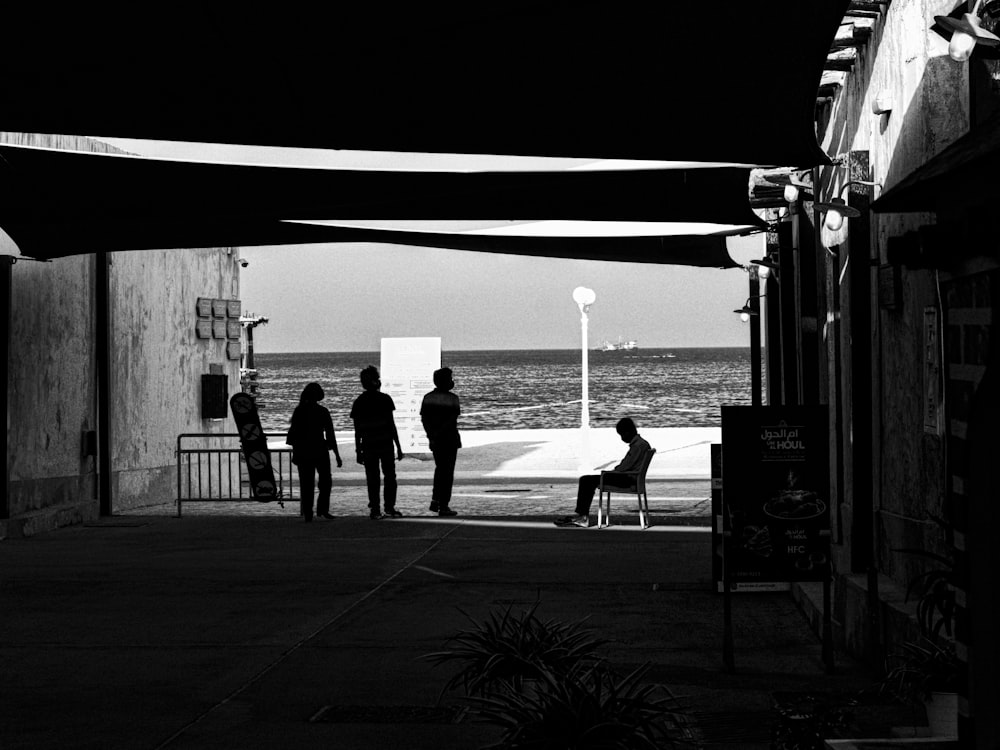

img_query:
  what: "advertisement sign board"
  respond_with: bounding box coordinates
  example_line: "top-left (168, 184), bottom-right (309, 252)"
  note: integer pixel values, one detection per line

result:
top-left (721, 406), bottom-right (830, 584)
top-left (711, 443), bottom-right (724, 591)
top-left (380, 337), bottom-right (441, 453)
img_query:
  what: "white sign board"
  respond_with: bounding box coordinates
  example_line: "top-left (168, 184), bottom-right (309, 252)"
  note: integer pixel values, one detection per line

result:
top-left (380, 337), bottom-right (441, 453)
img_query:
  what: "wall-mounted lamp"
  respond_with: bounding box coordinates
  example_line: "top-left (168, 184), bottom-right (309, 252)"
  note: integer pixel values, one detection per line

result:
top-left (871, 92), bottom-right (893, 116)
top-left (764, 172), bottom-right (813, 203)
top-left (814, 180), bottom-right (881, 232)
top-left (749, 257), bottom-right (779, 280)
top-left (935, 0), bottom-right (1000, 61)
top-left (733, 298), bottom-right (758, 323)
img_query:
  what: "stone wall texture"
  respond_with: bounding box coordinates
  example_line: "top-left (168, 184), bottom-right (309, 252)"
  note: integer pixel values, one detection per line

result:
top-left (817, 0), bottom-right (965, 595)
top-left (3, 132), bottom-right (240, 530)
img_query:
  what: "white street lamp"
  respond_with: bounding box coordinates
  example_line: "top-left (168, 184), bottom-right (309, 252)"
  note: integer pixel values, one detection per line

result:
top-left (572, 287), bottom-right (596, 472)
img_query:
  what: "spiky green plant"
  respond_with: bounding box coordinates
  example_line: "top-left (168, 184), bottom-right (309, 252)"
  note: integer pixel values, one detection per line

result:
top-left (904, 555), bottom-right (955, 638)
top-left (878, 638), bottom-right (960, 706)
top-left (467, 663), bottom-right (690, 750)
top-left (895, 514), bottom-right (956, 638)
top-left (421, 603), bottom-right (609, 698)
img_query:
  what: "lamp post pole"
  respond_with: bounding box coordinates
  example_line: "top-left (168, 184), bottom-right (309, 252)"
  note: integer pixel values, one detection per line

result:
top-left (580, 308), bottom-right (590, 428)
top-left (749, 266), bottom-right (762, 406)
top-left (572, 287), bottom-right (596, 471)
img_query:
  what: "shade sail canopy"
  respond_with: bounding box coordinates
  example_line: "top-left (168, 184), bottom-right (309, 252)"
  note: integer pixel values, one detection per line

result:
top-left (0, 143), bottom-right (759, 262)
top-left (0, 3), bottom-right (848, 265)
top-left (1, 214), bottom-right (744, 268)
top-left (1, 3), bottom-right (847, 166)
top-left (0, 144), bottom-right (763, 226)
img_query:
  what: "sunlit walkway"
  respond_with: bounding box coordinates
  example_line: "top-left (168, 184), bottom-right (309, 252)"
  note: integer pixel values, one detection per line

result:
top-left (159, 479), bottom-right (711, 522)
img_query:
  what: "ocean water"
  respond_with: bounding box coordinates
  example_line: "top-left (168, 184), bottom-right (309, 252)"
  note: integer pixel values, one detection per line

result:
top-left (251, 347), bottom-right (752, 434)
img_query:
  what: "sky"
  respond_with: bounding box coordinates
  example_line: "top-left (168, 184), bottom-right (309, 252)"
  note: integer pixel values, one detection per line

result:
top-left (97, 138), bottom-right (767, 353)
top-left (237, 238), bottom-right (763, 353)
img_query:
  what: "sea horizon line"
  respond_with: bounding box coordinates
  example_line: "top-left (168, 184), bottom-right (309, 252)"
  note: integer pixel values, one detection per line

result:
top-left (252, 344), bottom-right (752, 356)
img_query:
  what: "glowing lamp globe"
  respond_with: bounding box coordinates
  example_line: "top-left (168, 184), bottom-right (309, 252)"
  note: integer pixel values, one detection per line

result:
top-left (935, 11), bottom-right (1000, 62)
top-left (825, 207), bottom-right (846, 232)
top-left (950, 29), bottom-right (978, 61)
top-left (572, 287), bottom-right (596, 307)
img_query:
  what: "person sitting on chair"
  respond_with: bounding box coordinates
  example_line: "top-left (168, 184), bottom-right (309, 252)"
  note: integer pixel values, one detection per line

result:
top-left (554, 417), bottom-right (651, 528)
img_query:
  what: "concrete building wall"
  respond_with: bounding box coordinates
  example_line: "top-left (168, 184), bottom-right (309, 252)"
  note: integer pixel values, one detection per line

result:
top-left (109, 247), bottom-right (241, 511)
top-left (6, 252), bottom-right (98, 528)
top-left (3, 132), bottom-right (240, 532)
top-left (817, 0), bottom-right (966, 597)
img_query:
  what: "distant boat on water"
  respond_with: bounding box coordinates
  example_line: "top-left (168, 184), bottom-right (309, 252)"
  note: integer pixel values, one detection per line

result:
top-left (596, 337), bottom-right (638, 352)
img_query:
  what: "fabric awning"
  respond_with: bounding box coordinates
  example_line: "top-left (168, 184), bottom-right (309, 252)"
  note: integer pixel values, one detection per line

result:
top-left (0, 143), bottom-right (763, 224)
top-left (0, 144), bottom-right (758, 263)
top-left (1, 3), bottom-right (847, 166)
top-left (0, 3), bottom-right (849, 264)
top-left (0, 214), bottom-right (744, 268)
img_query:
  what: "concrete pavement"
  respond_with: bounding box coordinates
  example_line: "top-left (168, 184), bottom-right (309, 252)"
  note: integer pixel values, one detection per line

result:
top-left (275, 426), bottom-right (720, 483)
top-left (1, 427), bottom-right (915, 748)
top-left (2, 508), bottom-right (908, 749)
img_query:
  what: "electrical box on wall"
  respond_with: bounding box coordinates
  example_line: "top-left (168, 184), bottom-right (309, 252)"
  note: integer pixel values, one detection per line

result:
top-left (201, 374), bottom-right (229, 419)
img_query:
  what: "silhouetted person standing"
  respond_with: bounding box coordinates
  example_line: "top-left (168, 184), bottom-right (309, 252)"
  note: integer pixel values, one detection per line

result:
top-left (350, 365), bottom-right (404, 519)
top-left (420, 367), bottom-right (461, 517)
top-left (554, 417), bottom-right (651, 528)
top-left (286, 382), bottom-right (342, 522)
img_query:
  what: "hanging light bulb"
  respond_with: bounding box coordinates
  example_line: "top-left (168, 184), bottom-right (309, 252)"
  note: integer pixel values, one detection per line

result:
top-left (814, 192), bottom-right (863, 232)
top-left (824, 200), bottom-right (846, 231)
top-left (750, 257), bottom-right (778, 280)
top-left (949, 27), bottom-right (978, 60)
top-left (764, 172), bottom-right (811, 205)
top-left (733, 300), bottom-right (757, 323)
top-left (934, 4), bottom-right (1000, 62)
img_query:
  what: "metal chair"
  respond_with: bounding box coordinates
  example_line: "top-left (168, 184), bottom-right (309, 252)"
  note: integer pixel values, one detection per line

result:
top-left (596, 448), bottom-right (656, 529)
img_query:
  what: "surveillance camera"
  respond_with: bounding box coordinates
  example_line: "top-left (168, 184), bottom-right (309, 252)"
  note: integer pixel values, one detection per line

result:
top-left (239, 259), bottom-right (249, 268)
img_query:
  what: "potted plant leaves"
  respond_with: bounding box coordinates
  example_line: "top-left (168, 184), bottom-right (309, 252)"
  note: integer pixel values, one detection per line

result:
top-left (897, 514), bottom-right (956, 639)
top-left (878, 638), bottom-right (960, 736)
top-left (421, 603), bottom-right (608, 698)
top-left (468, 662), bottom-right (690, 750)
top-left (422, 604), bottom-right (692, 748)
top-left (885, 514), bottom-right (960, 736)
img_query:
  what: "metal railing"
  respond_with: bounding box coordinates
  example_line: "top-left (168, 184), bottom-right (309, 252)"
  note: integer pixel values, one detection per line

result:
top-left (176, 433), bottom-right (298, 517)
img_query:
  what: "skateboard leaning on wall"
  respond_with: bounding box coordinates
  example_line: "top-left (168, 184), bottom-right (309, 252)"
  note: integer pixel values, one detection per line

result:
top-left (230, 393), bottom-right (283, 506)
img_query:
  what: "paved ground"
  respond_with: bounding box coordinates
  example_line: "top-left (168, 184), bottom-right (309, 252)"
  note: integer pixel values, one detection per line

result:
top-left (173, 479), bottom-right (711, 521)
top-left (272, 426), bottom-right (721, 482)
top-left (1, 500), bottom-right (915, 749)
top-left (1, 428), bottom-right (920, 748)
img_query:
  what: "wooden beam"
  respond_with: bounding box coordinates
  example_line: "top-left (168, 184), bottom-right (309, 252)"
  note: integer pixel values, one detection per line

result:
top-left (825, 48), bottom-right (858, 71)
top-left (852, 17), bottom-right (877, 36)
top-left (750, 177), bottom-right (787, 209)
top-left (751, 196), bottom-right (790, 209)
top-left (831, 18), bottom-right (876, 49)
top-left (848, 0), bottom-right (889, 12)
top-left (832, 24), bottom-right (856, 47)
top-left (820, 70), bottom-right (848, 89)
